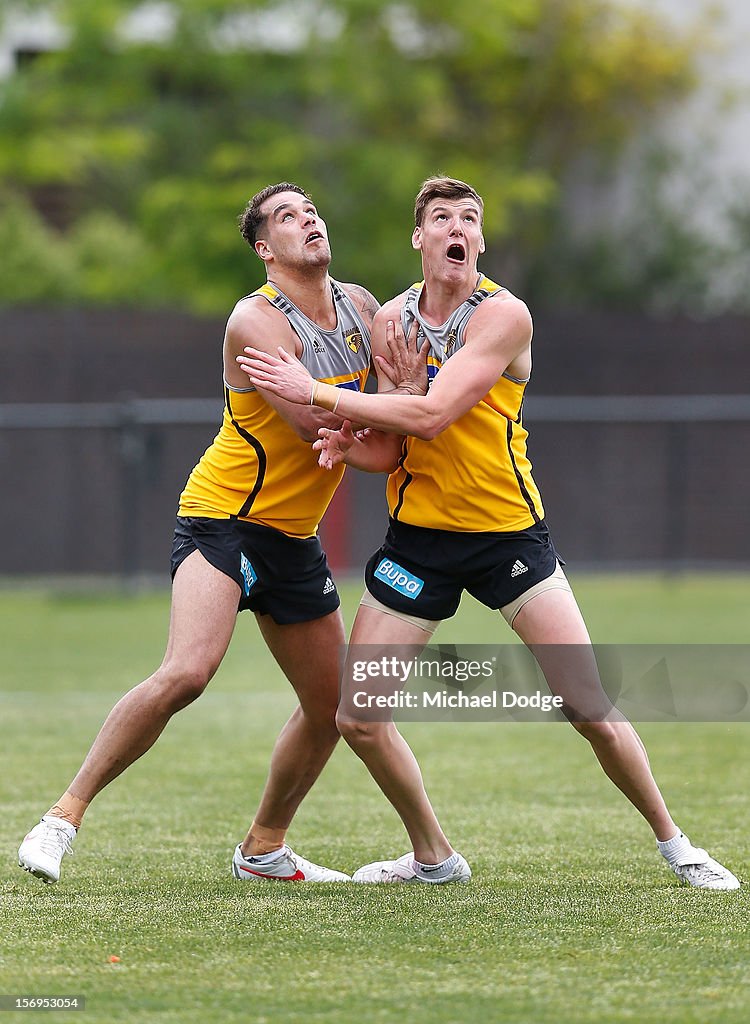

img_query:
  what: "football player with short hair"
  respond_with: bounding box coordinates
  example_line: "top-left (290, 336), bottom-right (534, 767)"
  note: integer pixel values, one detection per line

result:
top-left (18, 182), bottom-right (417, 886)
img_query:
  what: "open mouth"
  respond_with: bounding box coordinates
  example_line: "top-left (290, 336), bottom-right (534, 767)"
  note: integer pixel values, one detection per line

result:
top-left (305, 231), bottom-right (324, 244)
top-left (446, 243), bottom-right (466, 263)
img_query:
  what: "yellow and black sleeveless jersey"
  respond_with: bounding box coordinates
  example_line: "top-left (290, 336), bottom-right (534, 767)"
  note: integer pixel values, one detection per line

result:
top-left (386, 276), bottom-right (544, 533)
top-left (178, 280), bottom-right (371, 538)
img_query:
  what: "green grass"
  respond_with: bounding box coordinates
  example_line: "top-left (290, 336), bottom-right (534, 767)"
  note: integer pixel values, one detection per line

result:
top-left (1, 575), bottom-right (748, 1023)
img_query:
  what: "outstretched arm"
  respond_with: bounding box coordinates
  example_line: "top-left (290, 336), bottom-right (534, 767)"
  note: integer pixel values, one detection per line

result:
top-left (310, 300), bottom-right (424, 472)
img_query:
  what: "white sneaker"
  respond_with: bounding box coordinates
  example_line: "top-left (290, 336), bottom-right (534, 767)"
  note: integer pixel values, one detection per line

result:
top-left (669, 847), bottom-right (740, 891)
top-left (18, 816), bottom-right (77, 884)
top-left (231, 844), bottom-right (350, 882)
top-left (353, 851), bottom-right (472, 884)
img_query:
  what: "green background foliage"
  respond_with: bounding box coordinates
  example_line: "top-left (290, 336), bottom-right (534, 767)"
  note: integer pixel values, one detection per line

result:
top-left (0, 1), bottom-right (706, 312)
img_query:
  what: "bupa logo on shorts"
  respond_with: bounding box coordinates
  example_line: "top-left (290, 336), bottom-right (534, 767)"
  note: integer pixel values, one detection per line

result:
top-left (374, 558), bottom-right (424, 600)
top-left (240, 554), bottom-right (257, 596)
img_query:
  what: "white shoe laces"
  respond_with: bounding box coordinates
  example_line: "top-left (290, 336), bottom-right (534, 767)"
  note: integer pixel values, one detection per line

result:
top-left (286, 850), bottom-right (347, 878)
top-left (373, 866), bottom-right (400, 881)
top-left (261, 846), bottom-right (315, 873)
top-left (38, 823), bottom-right (75, 859)
top-left (674, 858), bottom-right (735, 888)
top-left (364, 859), bottom-right (415, 882)
top-left (284, 850), bottom-right (310, 871)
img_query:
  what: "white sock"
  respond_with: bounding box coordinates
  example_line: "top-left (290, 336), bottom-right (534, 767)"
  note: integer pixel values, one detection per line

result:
top-left (657, 830), bottom-right (693, 866)
top-left (413, 852), bottom-right (459, 879)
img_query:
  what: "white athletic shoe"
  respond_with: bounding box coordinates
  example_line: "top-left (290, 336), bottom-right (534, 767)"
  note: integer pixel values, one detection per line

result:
top-left (18, 816), bottom-right (77, 884)
top-left (669, 848), bottom-right (740, 891)
top-left (231, 844), bottom-right (350, 882)
top-left (352, 851), bottom-right (472, 884)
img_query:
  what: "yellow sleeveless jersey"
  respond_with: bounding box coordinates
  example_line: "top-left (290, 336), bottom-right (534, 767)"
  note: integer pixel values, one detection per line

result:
top-left (386, 276), bottom-right (544, 533)
top-left (178, 280), bottom-right (371, 538)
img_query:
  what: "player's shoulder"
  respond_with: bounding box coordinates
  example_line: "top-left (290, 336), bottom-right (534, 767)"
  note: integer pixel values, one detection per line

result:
top-left (474, 286), bottom-right (532, 334)
top-left (373, 290), bottom-right (410, 327)
top-left (338, 281), bottom-right (380, 325)
top-left (229, 290), bottom-right (284, 327)
top-left (225, 291), bottom-right (293, 350)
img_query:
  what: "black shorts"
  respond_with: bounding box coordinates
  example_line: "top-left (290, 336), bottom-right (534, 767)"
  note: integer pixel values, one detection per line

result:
top-left (170, 517), bottom-right (340, 625)
top-left (364, 518), bottom-right (563, 621)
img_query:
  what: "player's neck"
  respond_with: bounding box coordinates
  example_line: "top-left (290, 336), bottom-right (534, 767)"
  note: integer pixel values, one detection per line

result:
top-left (267, 268), bottom-right (335, 329)
top-left (419, 271), bottom-right (480, 326)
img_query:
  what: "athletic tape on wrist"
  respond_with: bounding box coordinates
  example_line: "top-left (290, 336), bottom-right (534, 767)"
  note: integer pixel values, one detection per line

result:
top-left (313, 381), bottom-right (341, 413)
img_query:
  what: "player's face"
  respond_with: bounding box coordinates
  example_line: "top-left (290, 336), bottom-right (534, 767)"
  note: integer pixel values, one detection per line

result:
top-left (412, 197), bottom-right (485, 285)
top-left (255, 191), bottom-right (331, 270)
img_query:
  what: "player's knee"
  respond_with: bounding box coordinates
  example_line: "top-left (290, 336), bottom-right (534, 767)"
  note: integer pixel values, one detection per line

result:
top-left (153, 662), bottom-right (213, 710)
top-left (301, 687), bottom-right (339, 723)
top-left (572, 719), bottom-right (619, 747)
top-left (335, 712), bottom-right (387, 749)
top-left (294, 700), bottom-right (339, 739)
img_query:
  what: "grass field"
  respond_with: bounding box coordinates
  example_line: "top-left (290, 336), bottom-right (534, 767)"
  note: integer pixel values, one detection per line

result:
top-left (1, 575), bottom-right (748, 1023)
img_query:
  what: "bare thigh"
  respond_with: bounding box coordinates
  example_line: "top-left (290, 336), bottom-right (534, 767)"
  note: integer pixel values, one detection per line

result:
top-left (163, 549), bottom-right (242, 682)
top-left (512, 587), bottom-right (616, 721)
top-left (255, 609), bottom-right (346, 720)
top-left (338, 603), bottom-right (434, 725)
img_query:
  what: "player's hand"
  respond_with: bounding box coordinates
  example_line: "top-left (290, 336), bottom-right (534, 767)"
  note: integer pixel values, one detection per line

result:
top-left (236, 346), bottom-right (313, 404)
top-left (313, 421), bottom-right (357, 469)
top-left (376, 319), bottom-right (428, 396)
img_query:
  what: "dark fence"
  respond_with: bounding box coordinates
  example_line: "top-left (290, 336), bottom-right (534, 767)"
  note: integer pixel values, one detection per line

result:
top-left (1, 308), bottom-right (748, 579)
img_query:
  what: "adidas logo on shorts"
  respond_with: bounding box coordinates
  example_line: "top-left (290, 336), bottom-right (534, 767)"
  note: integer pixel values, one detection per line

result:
top-left (322, 576), bottom-right (336, 596)
top-left (510, 559), bottom-right (529, 578)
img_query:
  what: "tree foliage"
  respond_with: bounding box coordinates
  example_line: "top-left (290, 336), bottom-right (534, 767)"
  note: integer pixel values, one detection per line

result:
top-left (0, 0), bottom-right (703, 312)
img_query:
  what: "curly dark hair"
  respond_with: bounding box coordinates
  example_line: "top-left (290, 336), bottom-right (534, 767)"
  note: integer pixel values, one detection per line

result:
top-left (238, 182), bottom-right (311, 247)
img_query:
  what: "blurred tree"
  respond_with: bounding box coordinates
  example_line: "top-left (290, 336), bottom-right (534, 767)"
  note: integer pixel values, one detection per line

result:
top-left (0, 0), bottom-right (703, 313)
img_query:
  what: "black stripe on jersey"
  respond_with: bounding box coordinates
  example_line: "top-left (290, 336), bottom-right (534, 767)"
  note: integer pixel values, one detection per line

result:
top-left (505, 418), bottom-right (541, 524)
top-left (271, 293), bottom-right (294, 316)
top-left (392, 441), bottom-right (413, 521)
top-left (225, 386), bottom-right (267, 518)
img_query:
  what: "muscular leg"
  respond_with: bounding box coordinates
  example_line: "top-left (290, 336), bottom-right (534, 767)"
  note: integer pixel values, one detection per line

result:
top-left (511, 588), bottom-right (677, 841)
top-left (335, 604), bottom-right (454, 865)
top-left (65, 550), bottom-right (240, 806)
top-left (240, 610), bottom-right (344, 856)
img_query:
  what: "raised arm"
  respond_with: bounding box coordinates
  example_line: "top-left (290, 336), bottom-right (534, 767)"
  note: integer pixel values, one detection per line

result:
top-left (238, 293), bottom-right (532, 441)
